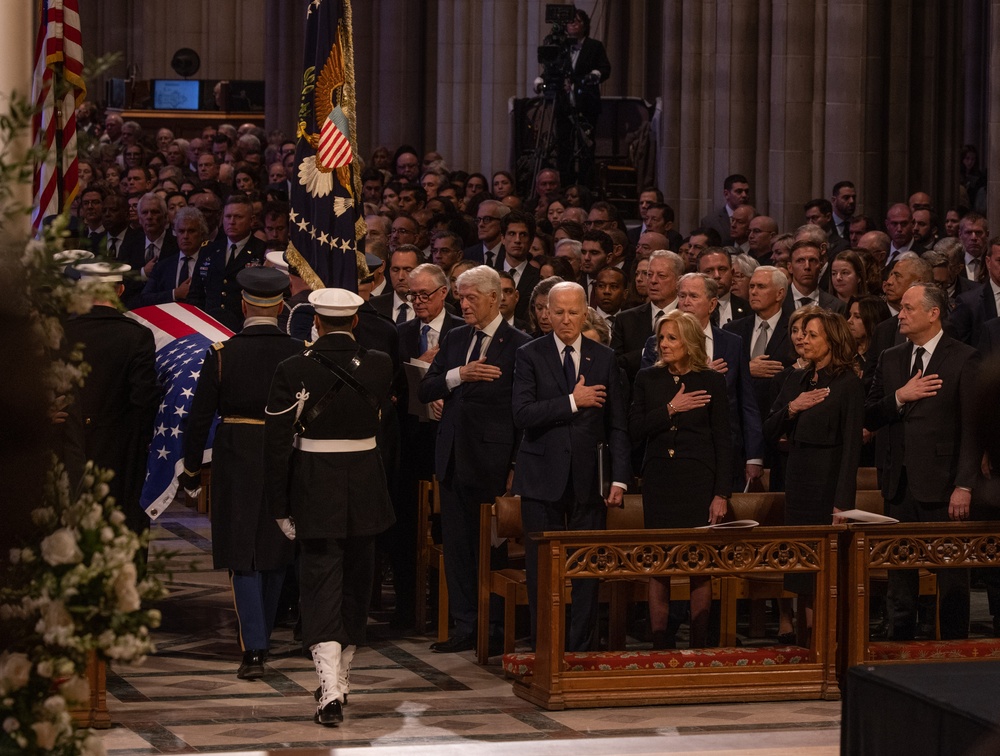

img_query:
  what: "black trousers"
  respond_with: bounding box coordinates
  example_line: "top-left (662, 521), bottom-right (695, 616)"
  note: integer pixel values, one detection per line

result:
top-left (299, 536), bottom-right (376, 649)
top-left (522, 483), bottom-right (606, 653)
top-left (886, 470), bottom-right (970, 640)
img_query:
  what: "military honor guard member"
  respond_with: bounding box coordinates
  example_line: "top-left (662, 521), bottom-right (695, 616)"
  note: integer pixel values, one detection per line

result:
top-left (178, 267), bottom-right (303, 680)
top-left (263, 288), bottom-right (395, 727)
top-left (63, 262), bottom-right (160, 539)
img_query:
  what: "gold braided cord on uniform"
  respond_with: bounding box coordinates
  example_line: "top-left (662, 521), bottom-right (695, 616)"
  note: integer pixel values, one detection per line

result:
top-left (285, 240), bottom-right (324, 291)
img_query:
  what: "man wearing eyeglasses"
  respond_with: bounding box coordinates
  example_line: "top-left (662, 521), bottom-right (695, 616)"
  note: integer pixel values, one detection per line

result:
top-left (463, 199), bottom-right (510, 268)
top-left (388, 213), bottom-right (420, 254)
top-left (389, 263), bottom-right (465, 631)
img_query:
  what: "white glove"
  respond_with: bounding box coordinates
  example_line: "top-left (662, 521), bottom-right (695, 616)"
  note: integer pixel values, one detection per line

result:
top-left (184, 487), bottom-right (202, 499)
top-left (276, 518), bottom-right (296, 541)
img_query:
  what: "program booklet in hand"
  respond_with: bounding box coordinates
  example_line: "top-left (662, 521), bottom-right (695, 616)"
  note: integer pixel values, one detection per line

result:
top-left (694, 519), bottom-right (760, 530)
top-left (835, 509), bottom-right (899, 524)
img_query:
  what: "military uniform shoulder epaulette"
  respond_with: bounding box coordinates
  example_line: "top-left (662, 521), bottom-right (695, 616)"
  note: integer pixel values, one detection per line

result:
top-left (212, 342), bottom-right (225, 351)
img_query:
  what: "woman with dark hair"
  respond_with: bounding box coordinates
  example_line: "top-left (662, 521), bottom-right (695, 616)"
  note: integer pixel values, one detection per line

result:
top-left (536, 255), bottom-right (575, 281)
top-left (464, 172), bottom-right (488, 203)
top-left (624, 256), bottom-right (650, 309)
top-left (848, 295), bottom-right (891, 466)
top-left (630, 310), bottom-right (731, 648)
top-left (234, 163), bottom-right (261, 195)
top-left (764, 310), bottom-right (863, 639)
top-left (527, 276), bottom-right (563, 337)
top-left (830, 249), bottom-right (868, 304)
top-left (563, 183), bottom-right (593, 210)
top-left (492, 170), bottom-right (515, 200)
top-left (530, 231), bottom-right (555, 263)
top-left (122, 144), bottom-right (146, 170)
top-left (959, 144), bottom-right (987, 213)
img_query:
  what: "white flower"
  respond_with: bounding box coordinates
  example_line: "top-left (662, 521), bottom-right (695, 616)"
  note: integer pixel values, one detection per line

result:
top-left (38, 600), bottom-right (74, 643)
top-left (113, 562), bottom-right (141, 613)
top-left (80, 503), bottom-right (103, 530)
top-left (0, 652), bottom-right (32, 694)
top-left (8, 548), bottom-right (20, 564)
top-left (2, 717), bottom-right (18, 733)
top-left (40, 528), bottom-right (83, 566)
top-left (108, 510), bottom-right (125, 526)
top-left (31, 507), bottom-right (57, 527)
top-left (20, 548), bottom-right (35, 564)
top-left (36, 660), bottom-right (53, 678)
top-left (31, 720), bottom-right (58, 750)
top-left (42, 695), bottom-right (66, 714)
top-left (81, 733), bottom-right (106, 756)
top-left (59, 676), bottom-right (90, 704)
top-left (99, 527), bottom-right (114, 543)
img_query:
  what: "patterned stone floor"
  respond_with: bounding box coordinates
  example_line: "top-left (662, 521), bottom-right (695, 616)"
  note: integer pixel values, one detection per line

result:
top-left (97, 504), bottom-right (849, 755)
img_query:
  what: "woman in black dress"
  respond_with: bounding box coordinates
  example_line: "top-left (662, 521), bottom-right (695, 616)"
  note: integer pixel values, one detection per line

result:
top-left (630, 310), bottom-right (732, 648)
top-left (847, 295), bottom-right (891, 466)
top-left (764, 310), bottom-right (864, 636)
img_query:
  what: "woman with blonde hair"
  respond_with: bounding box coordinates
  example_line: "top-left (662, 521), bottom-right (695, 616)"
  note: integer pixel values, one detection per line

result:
top-left (629, 310), bottom-right (732, 648)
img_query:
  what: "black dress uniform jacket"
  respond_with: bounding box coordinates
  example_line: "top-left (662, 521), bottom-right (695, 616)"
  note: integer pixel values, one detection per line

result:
top-left (182, 323), bottom-right (303, 571)
top-left (263, 332), bottom-right (396, 538)
top-left (63, 305), bottom-right (161, 534)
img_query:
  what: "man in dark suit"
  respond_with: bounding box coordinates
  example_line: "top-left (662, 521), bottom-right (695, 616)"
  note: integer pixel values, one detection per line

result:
top-left (179, 268), bottom-right (302, 681)
top-left (263, 288), bottom-right (396, 726)
top-left (512, 282), bottom-right (630, 651)
top-left (699, 173), bottom-right (750, 245)
top-left (139, 207), bottom-right (215, 308)
top-left (370, 245), bottom-right (420, 324)
top-left (957, 213), bottom-right (989, 283)
top-left (781, 240), bottom-right (847, 316)
top-left (118, 193), bottom-right (179, 309)
top-left (391, 263), bottom-right (463, 629)
top-left (884, 203), bottom-right (926, 271)
top-left (462, 199), bottom-right (508, 267)
top-left (865, 282), bottom-right (980, 640)
top-left (950, 239), bottom-right (1000, 345)
top-left (211, 194), bottom-right (268, 331)
top-left (642, 274), bottom-right (764, 490)
top-left (724, 265), bottom-right (795, 426)
top-left (926, 245), bottom-right (982, 311)
top-left (63, 262), bottom-right (160, 538)
top-left (698, 248), bottom-right (751, 327)
top-left (419, 266), bottom-right (531, 653)
top-left (496, 210), bottom-right (540, 321)
top-left (612, 249), bottom-right (684, 383)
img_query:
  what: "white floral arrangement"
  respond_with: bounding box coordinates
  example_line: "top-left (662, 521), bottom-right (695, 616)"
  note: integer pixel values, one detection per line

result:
top-left (0, 459), bottom-right (167, 755)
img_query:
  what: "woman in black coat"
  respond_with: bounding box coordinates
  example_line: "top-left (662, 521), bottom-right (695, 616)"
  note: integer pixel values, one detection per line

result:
top-left (764, 309), bottom-right (864, 637)
top-left (630, 310), bottom-right (732, 648)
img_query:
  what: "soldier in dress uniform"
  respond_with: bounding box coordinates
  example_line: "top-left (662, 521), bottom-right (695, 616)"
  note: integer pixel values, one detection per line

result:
top-left (178, 267), bottom-right (303, 680)
top-left (63, 262), bottom-right (160, 540)
top-left (263, 288), bottom-right (395, 727)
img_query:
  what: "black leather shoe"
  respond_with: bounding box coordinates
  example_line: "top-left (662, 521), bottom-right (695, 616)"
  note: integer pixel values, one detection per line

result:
top-left (430, 634), bottom-right (475, 653)
top-left (314, 687), bottom-right (347, 706)
top-left (237, 650), bottom-right (266, 680)
top-left (314, 699), bottom-right (343, 726)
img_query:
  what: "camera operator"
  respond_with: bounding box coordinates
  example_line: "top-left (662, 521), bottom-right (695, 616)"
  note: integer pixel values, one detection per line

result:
top-left (533, 7), bottom-right (611, 188)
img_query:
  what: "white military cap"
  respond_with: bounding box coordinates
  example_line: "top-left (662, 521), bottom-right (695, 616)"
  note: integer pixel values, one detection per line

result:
top-left (308, 288), bottom-right (364, 317)
top-left (265, 249), bottom-right (288, 272)
top-left (54, 249), bottom-right (95, 268)
top-left (73, 261), bottom-right (132, 283)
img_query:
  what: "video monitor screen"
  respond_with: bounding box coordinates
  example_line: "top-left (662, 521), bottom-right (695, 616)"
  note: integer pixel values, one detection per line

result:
top-left (152, 80), bottom-right (200, 111)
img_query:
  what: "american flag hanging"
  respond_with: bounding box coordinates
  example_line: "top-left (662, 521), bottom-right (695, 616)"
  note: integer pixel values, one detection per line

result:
top-left (31, 0), bottom-right (86, 233)
top-left (126, 304), bottom-right (234, 520)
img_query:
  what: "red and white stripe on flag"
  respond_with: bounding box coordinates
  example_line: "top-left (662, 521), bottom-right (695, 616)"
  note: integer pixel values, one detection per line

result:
top-left (317, 115), bottom-right (352, 170)
top-left (31, 0), bottom-right (86, 232)
top-left (126, 303), bottom-right (234, 352)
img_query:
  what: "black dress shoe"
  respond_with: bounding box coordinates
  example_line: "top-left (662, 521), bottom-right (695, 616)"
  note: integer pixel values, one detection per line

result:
top-left (430, 634), bottom-right (475, 653)
top-left (314, 699), bottom-right (343, 726)
top-left (237, 650), bottom-right (266, 680)
top-left (314, 687), bottom-right (347, 706)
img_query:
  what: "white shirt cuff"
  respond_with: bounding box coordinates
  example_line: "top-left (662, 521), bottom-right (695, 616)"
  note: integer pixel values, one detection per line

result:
top-left (445, 367), bottom-right (462, 391)
top-left (569, 394), bottom-right (578, 413)
top-left (746, 459), bottom-right (763, 467)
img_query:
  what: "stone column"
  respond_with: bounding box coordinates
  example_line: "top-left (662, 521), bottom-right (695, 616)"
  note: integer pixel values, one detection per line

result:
top-left (264, 0), bottom-right (305, 138)
top-left (0, 0), bottom-right (37, 236)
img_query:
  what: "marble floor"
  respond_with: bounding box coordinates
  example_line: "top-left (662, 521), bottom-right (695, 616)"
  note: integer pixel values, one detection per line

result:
top-left (99, 504), bottom-right (846, 755)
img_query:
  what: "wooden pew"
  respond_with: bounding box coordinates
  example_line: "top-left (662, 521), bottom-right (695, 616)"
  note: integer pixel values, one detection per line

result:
top-left (506, 525), bottom-right (842, 709)
top-left (839, 521), bottom-right (1000, 675)
top-left (414, 479), bottom-right (448, 640)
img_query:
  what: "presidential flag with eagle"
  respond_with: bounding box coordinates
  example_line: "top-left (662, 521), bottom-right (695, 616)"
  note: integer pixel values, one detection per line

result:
top-left (287, 0), bottom-right (368, 291)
